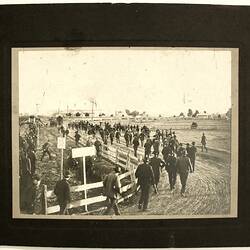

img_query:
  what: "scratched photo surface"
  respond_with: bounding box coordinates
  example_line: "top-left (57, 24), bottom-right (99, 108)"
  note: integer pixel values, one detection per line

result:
top-left (12, 47), bottom-right (238, 219)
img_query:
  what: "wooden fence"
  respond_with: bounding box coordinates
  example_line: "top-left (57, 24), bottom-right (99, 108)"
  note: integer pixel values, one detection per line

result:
top-left (43, 141), bottom-right (140, 215)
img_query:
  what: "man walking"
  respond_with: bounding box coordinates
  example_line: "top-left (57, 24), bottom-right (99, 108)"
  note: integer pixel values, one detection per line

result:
top-left (54, 171), bottom-right (71, 215)
top-left (74, 130), bottom-right (81, 146)
top-left (40, 140), bottom-right (52, 161)
top-left (189, 142), bottom-right (197, 172)
top-left (201, 132), bottom-right (208, 152)
top-left (115, 130), bottom-right (121, 143)
top-left (149, 152), bottom-right (165, 188)
top-left (176, 150), bottom-right (193, 197)
top-left (103, 166), bottom-right (121, 215)
top-left (144, 139), bottom-right (152, 158)
top-left (132, 136), bottom-right (140, 157)
top-left (124, 130), bottom-right (130, 147)
top-left (135, 158), bottom-right (156, 211)
top-left (139, 132), bottom-right (145, 147)
top-left (165, 150), bottom-right (177, 191)
top-left (94, 138), bottom-right (102, 158)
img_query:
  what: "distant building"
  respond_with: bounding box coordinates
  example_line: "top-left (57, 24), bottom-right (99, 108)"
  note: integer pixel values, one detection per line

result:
top-left (196, 112), bottom-right (211, 119)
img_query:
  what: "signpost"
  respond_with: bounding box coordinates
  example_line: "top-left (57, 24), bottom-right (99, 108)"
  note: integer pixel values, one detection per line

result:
top-left (72, 146), bottom-right (96, 211)
top-left (57, 137), bottom-right (66, 179)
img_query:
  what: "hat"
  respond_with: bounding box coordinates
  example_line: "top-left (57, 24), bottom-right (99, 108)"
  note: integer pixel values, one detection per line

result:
top-left (192, 141), bottom-right (195, 145)
top-left (64, 170), bottom-right (71, 178)
top-left (33, 173), bottom-right (41, 181)
top-left (114, 166), bottom-right (121, 173)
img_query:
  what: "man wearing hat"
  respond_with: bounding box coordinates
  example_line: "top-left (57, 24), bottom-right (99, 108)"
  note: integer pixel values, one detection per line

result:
top-left (165, 150), bottom-right (177, 191)
top-left (54, 171), bottom-right (71, 215)
top-left (149, 152), bottom-right (165, 188)
top-left (189, 142), bottom-right (197, 172)
top-left (135, 158), bottom-right (156, 211)
top-left (103, 166), bottom-right (121, 215)
top-left (176, 150), bottom-right (193, 197)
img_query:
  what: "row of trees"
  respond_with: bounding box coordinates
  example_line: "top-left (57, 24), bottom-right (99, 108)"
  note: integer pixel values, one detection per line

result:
top-left (179, 109), bottom-right (202, 118)
top-left (125, 109), bottom-right (146, 117)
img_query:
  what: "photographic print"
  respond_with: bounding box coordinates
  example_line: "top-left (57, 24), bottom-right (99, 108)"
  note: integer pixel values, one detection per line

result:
top-left (12, 47), bottom-right (238, 219)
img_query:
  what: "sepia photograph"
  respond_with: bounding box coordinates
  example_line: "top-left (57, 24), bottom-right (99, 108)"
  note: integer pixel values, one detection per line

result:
top-left (12, 47), bottom-right (238, 219)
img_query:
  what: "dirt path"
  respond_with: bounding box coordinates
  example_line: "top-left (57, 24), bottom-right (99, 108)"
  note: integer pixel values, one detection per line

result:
top-left (31, 125), bottom-right (231, 216)
top-left (74, 128), bottom-right (231, 216)
top-left (119, 149), bottom-right (231, 216)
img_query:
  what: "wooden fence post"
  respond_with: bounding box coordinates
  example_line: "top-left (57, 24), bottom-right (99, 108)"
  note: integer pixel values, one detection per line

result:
top-left (42, 184), bottom-right (48, 215)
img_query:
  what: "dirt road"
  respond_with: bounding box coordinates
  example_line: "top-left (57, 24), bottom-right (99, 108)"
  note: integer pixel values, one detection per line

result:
top-left (119, 149), bottom-right (231, 216)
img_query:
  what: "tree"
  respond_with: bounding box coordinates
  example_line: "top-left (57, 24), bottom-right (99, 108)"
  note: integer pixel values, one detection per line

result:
top-left (226, 108), bottom-right (232, 119)
top-left (125, 109), bottom-right (131, 115)
top-left (75, 112), bottom-right (81, 117)
top-left (179, 112), bottom-right (185, 117)
top-left (187, 108), bottom-right (193, 117)
top-left (192, 110), bottom-right (199, 117)
top-left (85, 113), bottom-right (89, 117)
top-left (130, 110), bottom-right (139, 117)
top-left (204, 111), bottom-right (207, 114)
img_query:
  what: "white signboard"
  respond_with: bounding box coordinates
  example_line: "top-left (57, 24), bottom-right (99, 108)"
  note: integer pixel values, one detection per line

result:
top-left (57, 137), bottom-right (66, 149)
top-left (72, 146), bottom-right (96, 158)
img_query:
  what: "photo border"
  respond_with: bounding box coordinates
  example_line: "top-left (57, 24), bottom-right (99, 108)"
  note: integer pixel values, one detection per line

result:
top-left (0, 3), bottom-right (249, 248)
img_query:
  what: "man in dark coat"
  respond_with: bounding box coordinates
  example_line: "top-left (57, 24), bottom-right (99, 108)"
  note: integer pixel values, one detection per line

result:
top-left (135, 158), bottom-right (156, 211)
top-left (176, 150), bottom-right (193, 197)
top-left (189, 142), bottom-right (197, 172)
top-left (103, 166), bottom-right (121, 215)
top-left (74, 131), bottom-right (81, 146)
top-left (162, 143), bottom-right (171, 163)
top-left (24, 174), bottom-right (43, 214)
top-left (139, 132), bottom-right (145, 147)
top-left (144, 139), bottom-right (152, 158)
top-left (165, 150), bottom-right (177, 190)
top-left (152, 139), bottom-right (160, 155)
top-left (41, 140), bottom-right (52, 161)
top-left (176, 143), bottom-right (184, 157)
top-left (115, 130), bottom-right (121, 143)
top-left (149, 153), bottom-right (165, 188)
top-left (54, 171), bottom-right (71, 215)
top-left (132, 136), bottom-right (140, 157)
top-left (201, 133), bottom-right (208, 152)
top-left (94, 138), bottom-right (102, 158)
top-left (124, 130), bottom-right (130, 147)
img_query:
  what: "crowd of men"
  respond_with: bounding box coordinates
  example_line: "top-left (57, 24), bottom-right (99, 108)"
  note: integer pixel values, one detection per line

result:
top-left (19, 117), bottom-right (208, 215)
top-left (61, 120), bottom-right (208, 214)
top-left (19, 122), bottom-right (44, 214)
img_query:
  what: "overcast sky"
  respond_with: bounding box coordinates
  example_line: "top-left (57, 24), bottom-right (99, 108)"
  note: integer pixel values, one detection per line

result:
top-left (17, 47), bottom-right (232, 116)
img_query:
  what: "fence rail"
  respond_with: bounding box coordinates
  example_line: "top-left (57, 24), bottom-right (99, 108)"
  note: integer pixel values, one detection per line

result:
top-left (43, 136), bottom-right (139, 215)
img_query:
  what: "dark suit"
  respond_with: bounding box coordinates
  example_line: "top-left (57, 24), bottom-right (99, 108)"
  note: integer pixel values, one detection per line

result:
top-left (176, 156), bottom-right (192, 194)
top-left (54, 178), bottom-right (71, 214)
top-left (103, 172), bottom-right (121, 215)
top-left (189, 146), bottom-right (197, 172)
top-left (149, 157), bottom-right (165, 187)
top-left (135, 163), bottom-right (155, 210)
top-left (165, 155), bottom-right (177, 190)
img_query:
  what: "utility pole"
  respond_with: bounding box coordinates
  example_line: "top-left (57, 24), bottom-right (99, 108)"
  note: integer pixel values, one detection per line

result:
top-left (89, 98), bottom-right (96, 122)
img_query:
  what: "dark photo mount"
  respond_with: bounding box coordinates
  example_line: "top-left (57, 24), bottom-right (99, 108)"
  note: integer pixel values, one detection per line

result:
top-left (0, 3), bottom-right (250, 248)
